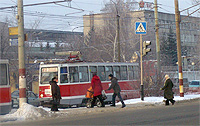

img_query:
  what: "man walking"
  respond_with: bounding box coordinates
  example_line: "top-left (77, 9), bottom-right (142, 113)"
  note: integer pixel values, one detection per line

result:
top-left (49, 77), bottom-right (61, 111)
top-left (106, 74), bottom-right (126, 108)
top-left (160, 75), bottom-right (175, 106)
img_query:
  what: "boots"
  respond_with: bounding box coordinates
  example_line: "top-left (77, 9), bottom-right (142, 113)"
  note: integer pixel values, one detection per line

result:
top-left (122, 102), bottom-right (126, 108)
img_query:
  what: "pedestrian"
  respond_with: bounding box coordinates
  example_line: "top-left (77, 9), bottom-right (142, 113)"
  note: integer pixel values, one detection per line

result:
top-left (106, 74), bottom-right (126, 108)
top-left (160, 75), bottom-right (175, 106)
top-left (91, 73), bottom-right (105, 108)
top-left (49, 77), bottom-right (61, 111)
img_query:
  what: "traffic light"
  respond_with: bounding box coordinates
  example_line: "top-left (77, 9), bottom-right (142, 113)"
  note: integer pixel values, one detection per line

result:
top-left (143, 41), bottom-right (151, 56)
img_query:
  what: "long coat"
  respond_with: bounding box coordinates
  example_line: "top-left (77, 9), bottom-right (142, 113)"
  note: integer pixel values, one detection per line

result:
top-left (107, 77), bottom-right (121, 93)
top-left (91, 75), bottom-right (103, 97)
top-left (161, 79), bottom-right (174, 99)
top-left (49, 81), bottom-right (61, 100)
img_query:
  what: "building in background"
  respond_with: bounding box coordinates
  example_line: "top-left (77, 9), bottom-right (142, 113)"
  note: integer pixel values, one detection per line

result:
top-left (83, 10), bottom-right (199, 58)
top-left (83, 9), bottom-right (200, 70)
top-left (0, 24), bottom-right (83, 94)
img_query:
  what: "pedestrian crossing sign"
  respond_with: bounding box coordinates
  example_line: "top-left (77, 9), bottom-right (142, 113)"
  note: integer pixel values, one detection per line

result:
top-left (135, 22), bottom-right (147, 34)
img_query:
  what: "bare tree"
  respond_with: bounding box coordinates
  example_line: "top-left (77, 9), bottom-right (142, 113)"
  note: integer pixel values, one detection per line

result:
top-left (82, 0), bottom-right (141, 62)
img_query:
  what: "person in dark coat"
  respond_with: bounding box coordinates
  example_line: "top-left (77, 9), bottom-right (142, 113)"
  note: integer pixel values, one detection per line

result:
top-left (91, 73), bottom-right (105, 108)
top-left (106, 74), bottom-right (126, 108)
top-left (160, 75), bottom-right (175, 106)
top-left (49, 77), bottom-right (61, 111)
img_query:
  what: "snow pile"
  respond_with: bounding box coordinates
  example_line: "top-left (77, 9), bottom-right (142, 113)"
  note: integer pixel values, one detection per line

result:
top-left (2, 103), bottom-right (51, 121)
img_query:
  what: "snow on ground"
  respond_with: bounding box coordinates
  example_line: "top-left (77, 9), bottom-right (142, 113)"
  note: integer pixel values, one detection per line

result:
top-left (117, 94), bottom-right (200, 105)
top-left (0, 94), bottom-right (200, 123)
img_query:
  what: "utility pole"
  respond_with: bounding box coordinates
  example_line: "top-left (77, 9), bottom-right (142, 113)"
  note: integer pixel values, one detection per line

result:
top-left (117, 14), bottom-right (120, 62)
top-left (17, 0), bottom-right (27, 107)
top-left (154, 0), bottom-right (161, 78)
top-left (174, 0), bottom-right (184, 97)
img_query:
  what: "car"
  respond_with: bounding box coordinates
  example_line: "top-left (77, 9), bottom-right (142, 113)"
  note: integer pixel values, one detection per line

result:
top-left (11, 90), bottom-right (40, 108)
top-left (189, 80), bottom-right (200, 87)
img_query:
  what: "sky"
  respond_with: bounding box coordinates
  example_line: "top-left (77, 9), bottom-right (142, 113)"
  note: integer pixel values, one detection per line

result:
top-left (0, 0), bottom-right (199, 31)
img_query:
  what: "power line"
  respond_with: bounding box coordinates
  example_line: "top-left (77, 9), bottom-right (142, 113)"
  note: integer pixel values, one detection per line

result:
top-left (0, 0), bottom-right (71, 10)
top-left (180, 2), bottom-right (200, 12)
top-left (72, 1), bottom-right (102, 6)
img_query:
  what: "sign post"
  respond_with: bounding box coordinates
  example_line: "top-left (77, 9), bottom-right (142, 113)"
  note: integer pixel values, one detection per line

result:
top-left (135, 22), bottom-right (147, 101)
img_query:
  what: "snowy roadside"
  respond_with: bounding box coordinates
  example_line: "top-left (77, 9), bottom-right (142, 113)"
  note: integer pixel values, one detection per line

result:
top-left (0, 94), bottom-right (200, 123)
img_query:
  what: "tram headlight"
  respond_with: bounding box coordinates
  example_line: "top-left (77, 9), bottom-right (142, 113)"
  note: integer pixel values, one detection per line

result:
top-left (40, 94), bottom-right (44, 98)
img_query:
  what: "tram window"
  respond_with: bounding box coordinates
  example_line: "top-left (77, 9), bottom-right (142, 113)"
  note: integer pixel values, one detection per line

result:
top-left (69, 66), bottom-right (79, 83)
top-left (0, 64), bottom-right (7, 85)
top-left (133, 66), bottom-right (139, 79)
top-left (89, 66), bottom-right (97, 81)
top-left (98, 66), bottom-right (106, 81)
top-left (60, 67), bottom-right (68, 83)
top-left (113, 66), bottom-right (120, 80)
top-left (128, 66), bottom-right (134, 80)
top-left (61, 67), bottom-right (67, 73)
top-left (120, 66), bottom-right (128, 80)
top-left (79, 66), bottom-right (89, 82)
top-left (105, 66), bottom-right (113, 81)
top-left (61, 74), bottom-right (68, 83)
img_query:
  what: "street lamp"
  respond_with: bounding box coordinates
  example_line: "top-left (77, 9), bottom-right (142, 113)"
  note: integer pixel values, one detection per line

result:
top-left (191, 62), bottom-right (195, 80)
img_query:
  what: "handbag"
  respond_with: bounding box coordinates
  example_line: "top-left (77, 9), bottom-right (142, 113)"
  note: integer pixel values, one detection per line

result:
top-left (101, 90), bottom-right (107, 100)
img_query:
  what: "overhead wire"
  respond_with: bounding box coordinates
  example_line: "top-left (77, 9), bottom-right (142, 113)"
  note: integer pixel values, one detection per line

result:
top-left (1, 1), bottom-right (199, 31)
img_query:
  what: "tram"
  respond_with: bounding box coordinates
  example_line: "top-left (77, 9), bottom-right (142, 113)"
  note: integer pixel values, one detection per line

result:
top-left (0, 59), bottom-right (11, 114)
top-left (39, 60), bottom-right (140, 107)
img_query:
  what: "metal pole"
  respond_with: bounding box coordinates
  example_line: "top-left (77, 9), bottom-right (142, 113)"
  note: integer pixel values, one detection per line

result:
top-left (154, 0), bottom-right (161, 78)
top-left (17, 0), bottom-right (27, 107)
top-left (174, 0), bottom-right (184, 97)
top-left (140, 34), bottom-right (144, 101)
top-left (117, 14), bottom-right (120, 62)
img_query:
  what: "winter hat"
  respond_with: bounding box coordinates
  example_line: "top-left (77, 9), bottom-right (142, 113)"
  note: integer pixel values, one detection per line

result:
top-left (52, 77), bottom-right (57, 81)
top-left (108, 74), bottom-right (113, 77)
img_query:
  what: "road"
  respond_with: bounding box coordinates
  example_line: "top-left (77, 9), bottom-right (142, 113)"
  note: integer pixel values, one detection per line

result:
top-left (2, 100), bottom-right (200, 125)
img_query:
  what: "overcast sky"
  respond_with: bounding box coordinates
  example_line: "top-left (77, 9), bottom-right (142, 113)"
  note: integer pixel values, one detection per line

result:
top-left (0, 0), bottom-right (199, 31)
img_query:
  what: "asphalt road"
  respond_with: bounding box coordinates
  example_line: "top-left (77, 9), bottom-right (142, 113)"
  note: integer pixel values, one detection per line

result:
top-left (2, 100), bottom-right (200, 125)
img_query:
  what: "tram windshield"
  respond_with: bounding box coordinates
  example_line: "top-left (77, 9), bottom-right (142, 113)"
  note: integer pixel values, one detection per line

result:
top-left (41, 67), bottom-right (58, 84)
top-left (0, 64), bottom-right (8, 85)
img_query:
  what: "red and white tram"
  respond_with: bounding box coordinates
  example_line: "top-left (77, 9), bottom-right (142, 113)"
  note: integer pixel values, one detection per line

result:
top-left (0, 59), bottom-right (11, 114)
top-left (39, 62), bottom-right (140, 106)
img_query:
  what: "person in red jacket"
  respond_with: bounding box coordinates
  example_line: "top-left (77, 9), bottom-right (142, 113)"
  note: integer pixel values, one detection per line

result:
top-left (91, 73), bottom-right (105, 108)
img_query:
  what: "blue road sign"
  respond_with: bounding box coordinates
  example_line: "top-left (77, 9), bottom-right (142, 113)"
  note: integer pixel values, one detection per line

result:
top-left (135, 22), bottom-right (147, 34)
